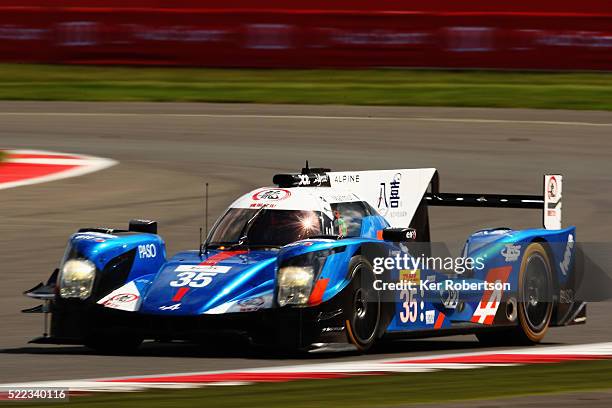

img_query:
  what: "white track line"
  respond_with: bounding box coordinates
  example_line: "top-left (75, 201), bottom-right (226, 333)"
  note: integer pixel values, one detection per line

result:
top-left (0, 112), bottom-right (611, 127)
top-left (2, 342), bottom-right (611, 392)
top-left (0, 149), bottom-right (117, 190)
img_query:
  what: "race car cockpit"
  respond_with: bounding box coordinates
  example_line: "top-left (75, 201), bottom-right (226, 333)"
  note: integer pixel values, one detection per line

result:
top-left (207, 208), bottom-right (334, 248)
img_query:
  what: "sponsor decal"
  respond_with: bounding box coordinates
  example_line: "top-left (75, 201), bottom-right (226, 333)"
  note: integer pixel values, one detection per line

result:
top-left (97, 281), bottom-right (141, 312)
top-left (544, 175), bottom-right (562, 230)
top-left (236, 296), bottom-right (266, 312)
top-left (138, 244), bottom-right (157, 259)
top-left (559, 234), bottom-right (574, 276)
top-left (321, 326), bottom-right (345, 333)
top-left (252, 189), bottom-right (291, 201)
top-left (478, 229), bottom-right (510, 236)
top-left (388, 173), bottom-right (401, 208)
top-left (440, 288), bottom-right (459, 309)
top-left (560, 288), bottom-right (575, 304)
top-left (547, 176), bottom-right (559, 200)
top-left (297, 174), bottom-right (310, 186)
top-left (329, 193), bottom-right (357, 202)
top-left (159, 303), bottom-right (181, 311)
top-left (103, 293), bottom-right (138, 308)
top-left (174, 265), bottom-right (231, 274)
top-left (169, 251), bottom-right (244, 290)
top-left (501, 244), bottom-right (521, 262)
top-left (471, 266), bottom-right (512, 325)
top-left (376, 172), bottom-right (407, 218)
top-left (204, 292), bottom-right (273, 314)
top-left (296, 173), bottom-right (329, 186)
top-left (399, 287), bottom-right (425, 324)
top-left (283, 240), bottom-right (315, 248)
top-left (237, 297), bottom-right (265, 307)
top-left (399, 269), bottom-right (420, 284)
top-left (378, 172), bottom-right (401, 210)
top-left (249, 202), bottom-right (277, 208)
top-left (333, 174), bottom-right (360, 184)
top-left (426, 310), bottom-right (436, 325)
top-left (73, 234), bottom-right (110, 243)
top-left (170, 272), bottom-right (213, 288)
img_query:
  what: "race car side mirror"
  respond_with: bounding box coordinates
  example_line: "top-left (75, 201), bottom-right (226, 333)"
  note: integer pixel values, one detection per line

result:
top-left (382, 228), bottom-right (417, 242)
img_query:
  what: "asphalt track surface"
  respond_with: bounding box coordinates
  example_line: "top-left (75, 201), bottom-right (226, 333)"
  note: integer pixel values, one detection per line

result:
top-left (0, 102), bottom-right (611, 384)
top-left (408, 390), bottom-right (612, 408)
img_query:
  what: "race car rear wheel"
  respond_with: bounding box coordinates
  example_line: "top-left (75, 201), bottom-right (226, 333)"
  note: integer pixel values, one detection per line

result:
top-left (345, 257), bottom-right (380, 352)
top-left (516, 243), bottom-right (554, 343)
top-left (476, 242), bottom-right (553, 346)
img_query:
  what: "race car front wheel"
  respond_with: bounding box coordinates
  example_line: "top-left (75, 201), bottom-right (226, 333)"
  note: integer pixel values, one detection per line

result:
top-left (345, 257), bottom-right (380, 352)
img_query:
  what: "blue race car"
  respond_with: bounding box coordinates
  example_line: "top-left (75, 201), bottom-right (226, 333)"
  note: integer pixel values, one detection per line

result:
top-left (24, 166), bottom-right (584, 353)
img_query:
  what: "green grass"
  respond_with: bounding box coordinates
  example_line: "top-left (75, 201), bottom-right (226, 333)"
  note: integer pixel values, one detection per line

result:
top-left (6, 360), bottom-right (612, 407)
top-left (0, 150), bottom-right (6, 163)
top-left (2, 64), bottom-right (612, 109)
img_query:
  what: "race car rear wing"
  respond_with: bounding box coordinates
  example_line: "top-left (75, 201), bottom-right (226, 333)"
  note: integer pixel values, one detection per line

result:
top-left (425, 172), bottom-right (562, 230)
top-left (275, 166), bottom-right (562, 230)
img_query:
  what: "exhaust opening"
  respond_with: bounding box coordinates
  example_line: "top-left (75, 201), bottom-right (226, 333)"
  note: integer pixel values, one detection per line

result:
top-left (506, 297), bottom-right (518, 322)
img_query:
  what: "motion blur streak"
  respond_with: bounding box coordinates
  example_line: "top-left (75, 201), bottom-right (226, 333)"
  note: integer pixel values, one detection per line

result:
top-left (0, 112), bottom-right (611, 128)
top-left (1, 0), bottom-right (611, 69)
top-left (1, 342), bottom-right (611, 393)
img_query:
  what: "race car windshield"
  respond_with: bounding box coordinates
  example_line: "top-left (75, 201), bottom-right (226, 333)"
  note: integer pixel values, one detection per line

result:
top-left (207, 208), bottom-right (332, 248)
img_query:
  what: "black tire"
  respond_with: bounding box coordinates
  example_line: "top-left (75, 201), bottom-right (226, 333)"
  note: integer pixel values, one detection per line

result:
top-left (515, 243), bottom-right (554, 344)
top-left (476, 242), bottom-right (553, 346)
top-left (345, 257), bottom-right (381, 352)
top-left (85, 334), bottom-right (143, 355)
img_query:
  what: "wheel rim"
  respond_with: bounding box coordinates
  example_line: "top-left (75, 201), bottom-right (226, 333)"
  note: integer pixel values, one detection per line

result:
top-left (351, 264), bottom-right (380, 345)
top-left (521, 253), bottom-right (552, 333)
top-left (354, 289), bottom-right (367, 318)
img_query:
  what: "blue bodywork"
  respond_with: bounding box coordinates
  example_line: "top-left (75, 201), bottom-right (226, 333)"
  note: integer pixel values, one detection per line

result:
top-left (67, 214), bottom-right (577, 336)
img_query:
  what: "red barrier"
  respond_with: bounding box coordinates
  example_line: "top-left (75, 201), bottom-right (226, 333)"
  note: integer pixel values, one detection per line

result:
top-left (1, 1), bottom-right (612, 69)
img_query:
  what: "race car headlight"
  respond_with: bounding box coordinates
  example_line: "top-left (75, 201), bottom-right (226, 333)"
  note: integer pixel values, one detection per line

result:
top-left (59, 259), bottom-right (96, 299)
top-left (277, 266), bottom-right (315, 307)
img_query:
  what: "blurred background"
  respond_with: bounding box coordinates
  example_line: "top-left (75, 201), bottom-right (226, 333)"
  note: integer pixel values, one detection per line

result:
top-left (1, 0), bottom-right (611, 70)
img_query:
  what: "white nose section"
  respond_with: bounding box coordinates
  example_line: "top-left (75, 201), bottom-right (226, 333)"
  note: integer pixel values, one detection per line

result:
top-left (97, 281), bottom-right (141, 312)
